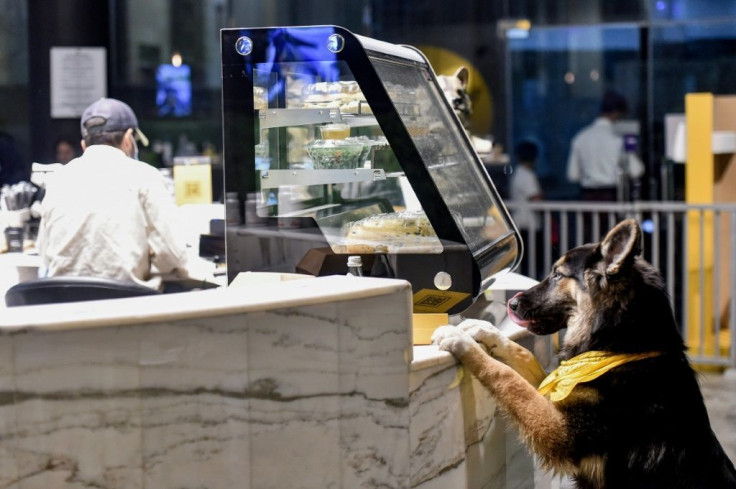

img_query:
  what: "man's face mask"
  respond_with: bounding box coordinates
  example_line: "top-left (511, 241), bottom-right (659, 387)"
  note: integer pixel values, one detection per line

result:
top-left (129, 132), bottom-right (139, 160)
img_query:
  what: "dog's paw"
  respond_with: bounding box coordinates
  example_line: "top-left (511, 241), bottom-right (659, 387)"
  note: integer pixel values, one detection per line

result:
top-left (431, 325), bottom-right (478, 357)
top-left (457, 319), bottom-right (511, 358)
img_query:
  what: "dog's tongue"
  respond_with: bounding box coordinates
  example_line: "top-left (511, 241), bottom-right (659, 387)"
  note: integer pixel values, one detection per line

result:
top-left (507, 293), bottom-right (532, 328)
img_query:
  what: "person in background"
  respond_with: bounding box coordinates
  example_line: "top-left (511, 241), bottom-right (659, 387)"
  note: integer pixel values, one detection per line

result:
top-left (54, 137), bottom-right (77, 164)
top-left (567, 89), bottom-right (644, 202)
top-left (510, 139), bottom-right (544, 279)
top-left (37, 98), bottom-right (192, 290)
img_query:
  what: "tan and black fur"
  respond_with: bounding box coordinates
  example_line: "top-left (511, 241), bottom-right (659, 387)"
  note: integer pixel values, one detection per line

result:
top-left (433, 219), bottom-right (736, 488)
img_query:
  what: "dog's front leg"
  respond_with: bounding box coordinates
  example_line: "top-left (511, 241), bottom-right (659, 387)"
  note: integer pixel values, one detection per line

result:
top-left (456, 319), bottom-right (547, 387)
top-left (432, 326), bottom-right (569, 464)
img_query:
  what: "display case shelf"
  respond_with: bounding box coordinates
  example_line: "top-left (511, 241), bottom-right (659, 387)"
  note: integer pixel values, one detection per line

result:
top-left (258, 108), bottom-right (338, 129)
top-left (342, 113), bottom-right (379, 128)
top-left (259, 168), bottom-right (386, 189)
top-left (257, 108), bottom-right (378, 130)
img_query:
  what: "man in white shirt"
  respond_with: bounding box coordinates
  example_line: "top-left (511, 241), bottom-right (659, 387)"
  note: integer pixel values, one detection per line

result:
top-left (567, 90), bottom-right (644, 202)
top-left (37, 98), bottom-right (190, 290)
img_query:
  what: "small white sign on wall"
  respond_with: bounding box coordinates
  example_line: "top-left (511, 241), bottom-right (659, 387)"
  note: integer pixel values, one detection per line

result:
top-left (50, 47), bottom-right (107, 119)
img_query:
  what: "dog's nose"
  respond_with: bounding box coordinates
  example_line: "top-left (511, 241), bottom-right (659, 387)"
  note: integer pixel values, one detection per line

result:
top-left (508, 292), bottom-right (522, 311)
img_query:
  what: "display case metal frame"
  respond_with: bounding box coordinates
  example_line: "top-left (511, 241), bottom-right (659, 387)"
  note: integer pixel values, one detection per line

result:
top-left (221, 25), bottom-right (521, 314)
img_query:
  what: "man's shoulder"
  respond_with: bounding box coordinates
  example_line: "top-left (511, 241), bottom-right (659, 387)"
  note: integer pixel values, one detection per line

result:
top-left (85, 146), bottom-right (160, 173)
top-left (573, 118), bottom-right (616, 144)
top-left (513, 165), bottom-right (531, 179)
top-left (511, 165), bottom-right (536, 186)
top-left (125, 158), bottom-right (161, 174)
top-left (574, 121), bottom-right (597, 138)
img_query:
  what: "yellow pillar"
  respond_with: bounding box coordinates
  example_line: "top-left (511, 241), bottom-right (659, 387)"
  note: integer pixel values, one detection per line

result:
top-left (685, 93), bottom-right (715, 359)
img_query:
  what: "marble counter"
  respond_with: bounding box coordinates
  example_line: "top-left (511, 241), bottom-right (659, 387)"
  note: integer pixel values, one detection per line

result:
top-left (0, 275), bottom-right (549, 489)
top-left (409, 316), bottom-right (553, 489)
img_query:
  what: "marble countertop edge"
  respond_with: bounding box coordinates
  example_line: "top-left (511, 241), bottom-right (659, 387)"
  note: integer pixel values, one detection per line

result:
top-left (411, 345), bottom-right (456, 371)
top-left (0, 275), bottom-right (413, 333)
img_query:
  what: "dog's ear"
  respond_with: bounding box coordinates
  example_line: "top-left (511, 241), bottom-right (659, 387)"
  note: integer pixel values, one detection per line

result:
top-left (453, 66), bottom-right (469, 89)
top-left (600, 219), bottom-right (642, 275)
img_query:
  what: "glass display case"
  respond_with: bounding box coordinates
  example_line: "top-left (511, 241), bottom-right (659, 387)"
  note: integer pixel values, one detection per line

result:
top-left (221, 25), bottom-right (521, 314)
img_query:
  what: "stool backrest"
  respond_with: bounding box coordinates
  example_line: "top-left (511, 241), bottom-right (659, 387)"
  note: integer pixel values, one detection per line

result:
top-left (5, 276), bottom-right (160, 307)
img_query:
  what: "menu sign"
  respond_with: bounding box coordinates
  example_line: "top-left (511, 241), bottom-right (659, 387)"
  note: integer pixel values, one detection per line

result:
top-left (50, 47), bottom-right (107, 119)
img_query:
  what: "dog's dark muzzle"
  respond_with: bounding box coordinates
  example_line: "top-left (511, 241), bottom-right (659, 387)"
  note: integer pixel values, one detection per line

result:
top-left (507, 292), bottom-right (533, 328)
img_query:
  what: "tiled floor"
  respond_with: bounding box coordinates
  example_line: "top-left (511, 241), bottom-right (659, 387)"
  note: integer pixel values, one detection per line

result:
top-left (700, 369), bottom-right (736, 462)
top-left (552, 369), bottom-right (736, 489)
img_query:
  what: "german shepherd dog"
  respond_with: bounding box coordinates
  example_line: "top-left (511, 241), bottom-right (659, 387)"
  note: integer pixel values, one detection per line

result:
top-left (432, 219), bottom-right (736, 488)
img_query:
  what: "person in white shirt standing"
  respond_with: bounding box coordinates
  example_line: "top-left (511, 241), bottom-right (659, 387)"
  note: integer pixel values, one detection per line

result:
top-left (510, 140), bottom-right (544, 279)
top-left (37, 98), bottom-right (190, 290)
top-left (567, 90), bottom-right (644, 202)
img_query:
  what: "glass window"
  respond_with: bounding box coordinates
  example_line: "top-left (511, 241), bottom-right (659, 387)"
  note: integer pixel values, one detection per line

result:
top-left (0, 0), bottom-right (29, 176)
top-left (649, 0), bottom-right (736, 22)
top-left (508, 24), bottom-right (642, 199)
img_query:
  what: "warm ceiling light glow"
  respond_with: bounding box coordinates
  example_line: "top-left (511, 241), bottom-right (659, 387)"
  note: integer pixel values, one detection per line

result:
top-left (171, 53), bottom-right (182, 67)
top-left (564, 71), bottom-right (575, 84)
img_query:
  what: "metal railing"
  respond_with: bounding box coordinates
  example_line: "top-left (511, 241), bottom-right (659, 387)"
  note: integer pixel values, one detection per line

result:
top-left (504, 200), bottom-right (736, 369)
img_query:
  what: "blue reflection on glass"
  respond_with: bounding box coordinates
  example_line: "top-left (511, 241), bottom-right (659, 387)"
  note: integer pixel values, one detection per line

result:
top-left (235, 36), bottom-right (253, 56)
top-left (250, 27), bottom-right (343, 107)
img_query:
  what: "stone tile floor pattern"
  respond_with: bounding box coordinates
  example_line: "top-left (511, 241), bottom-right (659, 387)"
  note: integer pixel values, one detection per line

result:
top-left (700, 369), bottom-right (736, 462)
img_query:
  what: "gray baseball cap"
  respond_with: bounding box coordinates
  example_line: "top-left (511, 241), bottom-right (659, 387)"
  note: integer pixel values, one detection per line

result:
top-left (80, 98), bottom-right (149, 146)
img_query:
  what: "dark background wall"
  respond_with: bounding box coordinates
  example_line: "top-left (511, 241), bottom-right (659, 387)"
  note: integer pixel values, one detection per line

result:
top-left (27, 0), bottom-right (111, 164)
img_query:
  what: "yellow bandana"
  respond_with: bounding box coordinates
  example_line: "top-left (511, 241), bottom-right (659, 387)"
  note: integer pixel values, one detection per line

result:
top-left (538, 351), bottom-right (661, 402)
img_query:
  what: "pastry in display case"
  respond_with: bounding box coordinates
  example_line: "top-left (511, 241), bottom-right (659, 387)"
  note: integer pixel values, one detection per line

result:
top-left (221, 25), bottom-right (521, 314)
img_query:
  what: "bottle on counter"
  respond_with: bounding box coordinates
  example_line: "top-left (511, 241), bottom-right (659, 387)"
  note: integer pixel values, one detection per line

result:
top-left (346, 255), bottom-right (364, 277)
top-left (4, 227), bottom-right (24, 253)
top-left (277, 186), bottom-right (302, 229)
top-left (244, 191), bottom-right (268, 226)
top-left (225, 192), bottom-right (241, 225)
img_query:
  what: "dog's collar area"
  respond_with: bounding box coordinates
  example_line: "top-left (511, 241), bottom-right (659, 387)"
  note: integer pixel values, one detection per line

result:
top-left (538, 351), bottom-right (662, 402)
